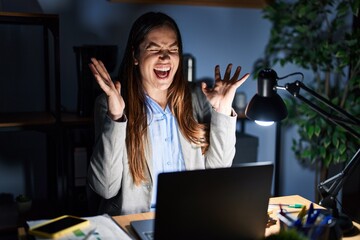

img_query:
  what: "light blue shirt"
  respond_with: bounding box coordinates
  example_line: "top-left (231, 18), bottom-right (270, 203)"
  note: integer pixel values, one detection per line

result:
top-left (145, 95), bottom-right (185, 208)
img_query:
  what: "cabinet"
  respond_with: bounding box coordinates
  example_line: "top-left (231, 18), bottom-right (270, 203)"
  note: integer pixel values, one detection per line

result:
top-left (0, 11), bottom-right (61, 220)
top-left (60, 114), bottom-right (94, 216)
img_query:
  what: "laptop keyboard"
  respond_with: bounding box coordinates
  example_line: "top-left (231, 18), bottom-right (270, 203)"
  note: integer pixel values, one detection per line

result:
top-left (144, 231), bottom-right (154, 240)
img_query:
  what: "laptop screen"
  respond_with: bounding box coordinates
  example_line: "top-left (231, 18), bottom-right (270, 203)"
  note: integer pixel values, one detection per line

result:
top-left (153, 162), bottom-right (274, 240)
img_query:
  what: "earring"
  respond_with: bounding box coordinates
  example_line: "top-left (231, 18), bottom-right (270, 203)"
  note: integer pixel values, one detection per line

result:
top-left (134, 60), bottom-right (138, 65)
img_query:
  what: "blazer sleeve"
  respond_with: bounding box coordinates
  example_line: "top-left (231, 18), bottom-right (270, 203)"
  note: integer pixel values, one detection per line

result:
top-left (87, 94), bottom-right (127, 199)
top-left (190, 83), bottom-right (237, 168)
top-left (205, 109), bottom-right (237, 168)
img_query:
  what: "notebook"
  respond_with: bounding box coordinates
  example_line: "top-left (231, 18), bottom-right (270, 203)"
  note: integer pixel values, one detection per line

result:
top-left (131, 161), bottom-right (274, 240)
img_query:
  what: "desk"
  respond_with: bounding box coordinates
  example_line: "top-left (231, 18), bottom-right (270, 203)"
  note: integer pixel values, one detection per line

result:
top-left (113, 195), bottom-right (360, 239)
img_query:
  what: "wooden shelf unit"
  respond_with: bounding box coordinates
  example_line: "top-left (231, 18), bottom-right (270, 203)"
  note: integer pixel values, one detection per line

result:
top-left (0, 12), bottom-right (61, 129)
top-left (0, 12), bottom-right (61, 203)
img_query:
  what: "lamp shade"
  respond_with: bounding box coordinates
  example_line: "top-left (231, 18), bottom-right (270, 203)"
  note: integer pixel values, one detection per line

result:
top-left (245, 69), bottom-right (288, 122)
top-left (245, 94), bottom-right (287, 122)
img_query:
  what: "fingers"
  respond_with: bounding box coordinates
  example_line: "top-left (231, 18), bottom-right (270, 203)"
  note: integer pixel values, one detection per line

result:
top-left (233, 73), bottom-right (250, 88)
top-left (223, 64), bottom-right (232, 81)
top-left (90, 58), bottom-right (112, 82)
top-left (200, 81), bottom-right (211, 97)
top-left (201, 81), bottom-right (208, 89)
top-left (231, 66), bottom-right (241, 81)
top-left (215, 64), bottom-right (243, 82)
top-left (89, 58), bottom-right (117, 95)
top-left (201, 81), bottom-right (207, 92)
top-left (214, 65), bottom-right (221, 81)
top-left (114, 81), bottom-right (121, 95)
top-left (88, 63), bottom-right (99, 77)
top-left (99, 60), bottom-right (112, 82)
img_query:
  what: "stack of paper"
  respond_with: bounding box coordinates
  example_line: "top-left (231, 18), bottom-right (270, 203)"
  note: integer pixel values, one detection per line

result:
top-left (27, 214), bottom-right (132, 240)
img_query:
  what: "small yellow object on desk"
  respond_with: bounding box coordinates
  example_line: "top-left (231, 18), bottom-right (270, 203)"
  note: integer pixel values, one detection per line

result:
top-left (28, 215), bottom-right (89, 239)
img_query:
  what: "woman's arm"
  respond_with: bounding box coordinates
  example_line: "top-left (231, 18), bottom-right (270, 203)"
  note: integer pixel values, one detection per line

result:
top-left (87, 94), bottom-right (127, 199)
top-left (205, 109), bottom-right (237, 168)
top-left (201, 64), bottom-right (249, 168)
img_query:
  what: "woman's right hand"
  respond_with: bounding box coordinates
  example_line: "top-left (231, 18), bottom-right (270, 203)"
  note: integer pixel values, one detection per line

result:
top-left (89, 58), bottom-right (125, 121)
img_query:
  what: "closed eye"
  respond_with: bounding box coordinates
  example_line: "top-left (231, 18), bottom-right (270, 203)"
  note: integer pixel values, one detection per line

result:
top-left (147, 47), bottom-right (161, 53)
top-left (169, 47), bottom-right (179, 53)
top-left (145, 42), bottom-right (179, 54)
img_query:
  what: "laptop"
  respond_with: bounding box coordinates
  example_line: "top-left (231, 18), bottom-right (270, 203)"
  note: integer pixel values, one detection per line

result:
top-left (131, 162), bottom-right (274, 240)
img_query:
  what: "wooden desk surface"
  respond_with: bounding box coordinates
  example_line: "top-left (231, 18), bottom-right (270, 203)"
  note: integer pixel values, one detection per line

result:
top-left (113, 212), bottom-right (155, 238)
top-left (113, 195), bottom-right (360, 239)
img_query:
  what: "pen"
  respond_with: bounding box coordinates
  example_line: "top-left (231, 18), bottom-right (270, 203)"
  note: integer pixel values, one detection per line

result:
top-left (297, 205), bottom-right (307, 221)
top-left (278, 204), bottom-right (296, 226)
top-left (305, 203), bottom-right (314, 225)
top-left (306, 209), bottom-right (320, 225)
top-left (291, 205), bottom-right (307, 228)
top-left (269, 203), bottom-right (305, 208)
top-left (82, 228), bottom-right (96, 240)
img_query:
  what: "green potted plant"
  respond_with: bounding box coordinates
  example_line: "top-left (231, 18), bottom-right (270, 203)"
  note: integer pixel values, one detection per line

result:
top-left (16, 194), bottom-right (32, 213)
top-left (254, 0), bottom-right (360, 201)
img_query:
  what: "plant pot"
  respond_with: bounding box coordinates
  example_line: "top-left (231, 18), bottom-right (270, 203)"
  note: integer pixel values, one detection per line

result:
top-left (17, 200), bottom-right (32, 213)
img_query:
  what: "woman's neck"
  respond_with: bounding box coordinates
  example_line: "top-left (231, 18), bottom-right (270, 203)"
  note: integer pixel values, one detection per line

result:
top-left (146, 90), bottom-right (168, 110)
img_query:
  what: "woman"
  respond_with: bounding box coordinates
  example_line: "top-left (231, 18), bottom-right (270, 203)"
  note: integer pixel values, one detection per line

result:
top-left (87, 12), bottom-right (249, 215)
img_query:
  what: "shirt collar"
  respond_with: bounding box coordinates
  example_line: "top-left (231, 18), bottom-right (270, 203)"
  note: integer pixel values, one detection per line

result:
top-left (145, 95), bottom-right (171, 115)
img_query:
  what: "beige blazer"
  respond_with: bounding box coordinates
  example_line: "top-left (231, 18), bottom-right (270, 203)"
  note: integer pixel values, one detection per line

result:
top-left (87, 92), bottom-right (237, 215)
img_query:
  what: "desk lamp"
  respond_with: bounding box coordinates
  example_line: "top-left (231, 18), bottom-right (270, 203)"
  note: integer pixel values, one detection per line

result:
top-left (245, 68), bottom-right (360, 234)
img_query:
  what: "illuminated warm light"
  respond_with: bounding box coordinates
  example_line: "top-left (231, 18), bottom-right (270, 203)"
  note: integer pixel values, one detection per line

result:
top-left (255, 120), bottom-right (274, 126)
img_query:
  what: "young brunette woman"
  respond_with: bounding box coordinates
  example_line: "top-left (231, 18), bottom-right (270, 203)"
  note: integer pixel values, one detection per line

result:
top-left (87, 12), bottom-right (249, 215)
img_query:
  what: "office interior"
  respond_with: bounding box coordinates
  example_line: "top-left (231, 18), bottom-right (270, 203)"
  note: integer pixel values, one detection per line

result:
top-left (0, 0), bottom-right (359, 238)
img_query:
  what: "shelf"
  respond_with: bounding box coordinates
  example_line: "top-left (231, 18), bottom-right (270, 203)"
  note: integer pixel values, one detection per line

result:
top-left (0, 12), bottom-right (60, 131)
top-left (0, 12), bottom-right (58, 25)
top-left (0, 112), bottom-right (56, 130)
top-left (61, 113), bottom-right (93, 127)
top-left (108, 0), bottom-right (271, 8)
top-left (0, 11), bottom-right (61, 124)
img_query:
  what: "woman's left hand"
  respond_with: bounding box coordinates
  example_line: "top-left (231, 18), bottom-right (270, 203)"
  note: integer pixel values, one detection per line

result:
top-left (201, 64), bottom-right (249, 116)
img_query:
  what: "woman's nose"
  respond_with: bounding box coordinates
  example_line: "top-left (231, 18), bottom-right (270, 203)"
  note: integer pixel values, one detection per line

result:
top-left (159, 49), bottom-right (170, 59)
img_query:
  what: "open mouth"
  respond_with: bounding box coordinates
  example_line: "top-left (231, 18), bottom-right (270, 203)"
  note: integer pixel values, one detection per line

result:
top-left (154, 66), bottom-right (170, 79)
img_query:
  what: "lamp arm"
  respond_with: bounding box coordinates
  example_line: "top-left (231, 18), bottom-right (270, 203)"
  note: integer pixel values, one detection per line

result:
top-left (277, 80), bottom-right (360, 210)
top-left (295, 81), bottom-right (360, 125)
top-left (318, 148), bottom-right (360, 199)
top-left (282, 81), bottom-right (360, 140)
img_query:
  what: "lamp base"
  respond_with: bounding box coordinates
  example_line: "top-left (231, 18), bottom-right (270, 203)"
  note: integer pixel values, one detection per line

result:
top-left (336, 213), bottom-right (354, 237)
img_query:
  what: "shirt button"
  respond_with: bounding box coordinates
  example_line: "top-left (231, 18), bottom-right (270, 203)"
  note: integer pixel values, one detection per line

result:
top-left (167, 162), bottom-right (171, 165)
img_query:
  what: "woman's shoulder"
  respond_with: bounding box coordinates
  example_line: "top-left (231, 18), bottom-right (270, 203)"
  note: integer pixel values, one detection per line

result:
top-left (95, 93), bottom-right (108, 107)
top-left (189, 81), bottom-right (212, 124)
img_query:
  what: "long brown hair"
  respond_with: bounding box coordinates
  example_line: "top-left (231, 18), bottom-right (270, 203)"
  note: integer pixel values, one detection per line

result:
top-left (119, 12), bottom-right (209, 185)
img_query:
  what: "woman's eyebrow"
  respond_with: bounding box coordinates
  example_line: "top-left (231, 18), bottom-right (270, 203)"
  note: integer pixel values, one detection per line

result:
top-left (146, 42), bottom-right (161, 49)
top-left (169, 41), bottom-right (179, 47)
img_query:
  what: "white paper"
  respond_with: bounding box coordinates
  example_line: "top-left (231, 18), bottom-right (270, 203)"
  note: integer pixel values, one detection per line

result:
top-left (27, 214), bottom-right (132, 240)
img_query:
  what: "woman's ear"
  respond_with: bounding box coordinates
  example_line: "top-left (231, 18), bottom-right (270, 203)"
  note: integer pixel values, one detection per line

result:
top-left (132, 49), bottom-right (138, 65)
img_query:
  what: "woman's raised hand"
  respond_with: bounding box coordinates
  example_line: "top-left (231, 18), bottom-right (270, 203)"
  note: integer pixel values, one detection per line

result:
top-left (201, 64), bottom-right (249, 116)
top-left (89, 58), bottom-right (125, 121)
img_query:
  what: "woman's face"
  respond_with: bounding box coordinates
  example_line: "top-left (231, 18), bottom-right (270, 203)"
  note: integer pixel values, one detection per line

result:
top-left (136, 25), bottom-right (180, 95)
